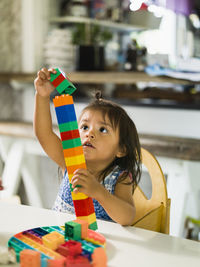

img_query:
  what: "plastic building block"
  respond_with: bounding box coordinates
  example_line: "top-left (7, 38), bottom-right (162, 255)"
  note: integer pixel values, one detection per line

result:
top-left (62, 138), bottom-right (82, 150)
top-left (77, 213), bottom-right (96, 226)
top-left (65, 221), bottom-right (81, 241)
top-left (31, 228), bottom-right (49, 237)
top-left (51, 72), bottom-right (65, 88)
top-left (65, 154), bottom-right (85, 167)
top-left (91, 247), bottom-right (107, 267)
top-left (85, 230), bottom-right (106, 247)
top-left (8, 221), bottom-right (107, 267)
top-left (20, 249), bottom-right (40, 267)
top-left (59, 121), bottom-right (79, 134)
top-left (50, 68), bottom-right (76, 95)
top-left (63, 146), bottom-right (83, 158)
top-left (88, 221), bottom-right (98, 231)
top-left (60, 129), bottom-right (80, 141)
top-left (66, 255), bottom-right (91, 267)
top-left (51, 71), bottom-right (98, 230)
top-left (23, 231), bottom-right (43, 244)
top-left (73, 219), bottom-right (89, 239)
top-left (71, 191), bottom-right (89, 200)
top-left (42, 232), bottom-right (65, 250)
top-left (55, 105), bottom-right (77, 124)
top-left (59, 240), bottom-right (82, 257)
top-left (8, 236), bottom-right (35, 262)
top-left (16, 234), bottom-right (64, 259)
top-left (67, 163), bottom-right (87, 175)
top-left (48, 258), bottom-right (66, 267)
top-left (53, 95), bottom-right (74, 108)
top-left (73, 198), bottom-right (95, 217)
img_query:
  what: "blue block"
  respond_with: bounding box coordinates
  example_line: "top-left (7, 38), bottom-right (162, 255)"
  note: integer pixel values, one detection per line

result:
top-left (55, 104), bottom-right (77, 124)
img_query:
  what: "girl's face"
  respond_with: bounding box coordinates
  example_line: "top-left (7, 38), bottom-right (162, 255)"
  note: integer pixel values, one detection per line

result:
top-left (79, 109), bottom-right (124, 173)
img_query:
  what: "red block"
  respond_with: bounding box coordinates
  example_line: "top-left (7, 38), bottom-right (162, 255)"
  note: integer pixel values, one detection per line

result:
top-left (66, 255), bottom-right (91, 267)
top-left (60, 129), bottom-right (80, 141)
top-left (52, 73), bottom-right (65, 87)
top-left (57, 240), bottom-right (82, 257)
top-left (73, 198), bottom-right (95, 217)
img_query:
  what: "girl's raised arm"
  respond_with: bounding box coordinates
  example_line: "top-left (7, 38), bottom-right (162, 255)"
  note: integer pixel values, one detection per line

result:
top-left (33, 68), bottom-right (66, 172)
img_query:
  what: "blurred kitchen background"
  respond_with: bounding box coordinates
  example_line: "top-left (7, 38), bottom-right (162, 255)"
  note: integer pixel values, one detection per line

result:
top-left (0, 0), bottom-right (200, 240)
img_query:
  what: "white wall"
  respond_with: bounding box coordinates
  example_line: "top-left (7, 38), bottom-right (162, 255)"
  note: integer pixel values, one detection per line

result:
top-left (23, 86), bottom-right (200, 139)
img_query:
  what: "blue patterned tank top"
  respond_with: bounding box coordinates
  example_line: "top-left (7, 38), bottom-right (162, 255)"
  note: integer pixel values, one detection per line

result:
top-left (52, 166), bottom-right (123, 221)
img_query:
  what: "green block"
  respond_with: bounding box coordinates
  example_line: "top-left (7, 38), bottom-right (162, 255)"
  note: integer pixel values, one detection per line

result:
top-left (50, 67), bottom-right (61, 82)
top-left (62, 138), bottom-right (82, 149)
top-left (56, 79), bottom-right (76, 95)
top-left (59, 121), bottom-right (78, 133)
top-left (65, 221), bottom-right (81, 240)
top-left (70, 183), bottom-right (82, 192)
top-left (50, 67), bottom-right (76, 95)
top-left (70, 183), bottom-right (73, 192)
top-left (89, 221), bottom-right (98, 231)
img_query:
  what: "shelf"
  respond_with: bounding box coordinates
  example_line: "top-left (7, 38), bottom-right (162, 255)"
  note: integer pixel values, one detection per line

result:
top-left (49, 16), bottom-right (145, 32)
top-left (0, 72), bottom-right (197, 85)
top-left (67, 71), bottom-right (195, 85)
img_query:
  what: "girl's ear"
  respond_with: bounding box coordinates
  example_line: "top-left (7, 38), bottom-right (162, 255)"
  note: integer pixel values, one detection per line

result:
top-left (116, 146), bottom-right (127, 158)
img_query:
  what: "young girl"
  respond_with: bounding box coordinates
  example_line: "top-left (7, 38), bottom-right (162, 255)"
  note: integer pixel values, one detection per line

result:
top-left (34, 68), bottom-right (141, 226)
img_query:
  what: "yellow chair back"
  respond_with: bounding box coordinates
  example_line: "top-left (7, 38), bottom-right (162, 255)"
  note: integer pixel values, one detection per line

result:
top-left (132, 148), bottom-right (171, 234)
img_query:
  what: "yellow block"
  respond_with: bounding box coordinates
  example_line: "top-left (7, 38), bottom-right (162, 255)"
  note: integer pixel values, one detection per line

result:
top-left (68, 173), bottom-right (74, 182)
top-left (71, 191), bottom-right (88, 200)
top-left (77, 212), bottom-right (97, 224)
top-left (42, 231), bottom-right (65, 250)
top-left (65, 154), bottom-right (85, 167)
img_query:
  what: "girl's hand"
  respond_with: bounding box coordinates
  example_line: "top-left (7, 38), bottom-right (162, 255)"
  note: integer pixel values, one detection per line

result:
top-left (71, 169), bottom-right (102, 198)
top-left (34, 68), bottom-right (56, 97)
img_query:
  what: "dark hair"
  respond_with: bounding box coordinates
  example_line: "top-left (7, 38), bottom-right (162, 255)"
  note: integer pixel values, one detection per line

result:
top-left (80, 91), bottom-right (141, 192)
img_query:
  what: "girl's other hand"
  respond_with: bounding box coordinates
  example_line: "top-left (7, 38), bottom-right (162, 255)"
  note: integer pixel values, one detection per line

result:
top-left (34, 68), bottom-right (57, 97)
top-left (71, 169), bottom-right (102, 199)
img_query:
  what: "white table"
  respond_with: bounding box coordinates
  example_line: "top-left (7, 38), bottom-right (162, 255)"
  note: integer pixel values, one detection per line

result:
top-left (0, 202), bottom-right (200, 267)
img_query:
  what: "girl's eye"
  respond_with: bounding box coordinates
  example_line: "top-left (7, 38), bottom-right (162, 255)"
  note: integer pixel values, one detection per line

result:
top-left (81, 125), bottom-right (88, 130)
top-left (99, 127), bottom-right (108, 133)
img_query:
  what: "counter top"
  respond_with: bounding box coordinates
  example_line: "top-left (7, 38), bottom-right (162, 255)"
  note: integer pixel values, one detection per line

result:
top-left (0, 121), bottom-right (199, 161)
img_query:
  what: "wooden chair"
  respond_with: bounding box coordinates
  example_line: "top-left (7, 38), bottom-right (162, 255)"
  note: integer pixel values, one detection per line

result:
top-left (132, 148), bottom-right (171, 234)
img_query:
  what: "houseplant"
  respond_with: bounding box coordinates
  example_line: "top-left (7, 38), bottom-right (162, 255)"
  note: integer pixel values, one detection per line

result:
top-left (72, 23), bottom-right (112, 71)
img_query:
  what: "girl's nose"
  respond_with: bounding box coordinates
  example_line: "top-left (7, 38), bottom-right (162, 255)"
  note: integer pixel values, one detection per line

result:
top-left (86, 129), bottom-right (95, 139)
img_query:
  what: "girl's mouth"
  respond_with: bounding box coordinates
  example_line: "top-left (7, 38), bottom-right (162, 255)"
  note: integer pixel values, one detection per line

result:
top-left (83, 142), bottom-right (95, 148)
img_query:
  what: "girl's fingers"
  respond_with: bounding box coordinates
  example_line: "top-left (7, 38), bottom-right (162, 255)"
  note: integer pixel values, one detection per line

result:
top-left (71, 177), bottom-right (84, 188)
top-left (41, 68), bottom-right (51, 80)
top-left (73, 168), bottom-right (88, 177)
top-left (38, 70), bottom-right (47, 80)
top-left (49, 68), bottom-right (57, 74)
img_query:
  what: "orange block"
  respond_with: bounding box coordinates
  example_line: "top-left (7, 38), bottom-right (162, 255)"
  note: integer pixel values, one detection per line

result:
top-left (53, 94), bottom-right (74, 107)
top-left (48, 258), bottom-right (66, 267)
top-left (20, 249), bottom-right (40, 267)
top-left (67, 162), bottom-right (87, 175)
top-left (92, 247), bottom-right (107, 267)
top-left (63, 146), bottom-right (84, 157)
top-left (73, 219), bottom-right (89, 239)
top-left (86, 229), bottom-right (106, 247)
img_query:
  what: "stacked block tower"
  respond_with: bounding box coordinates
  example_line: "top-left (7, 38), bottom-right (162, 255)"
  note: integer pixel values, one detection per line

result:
top-left (51, 68), bottom-right (98, 231)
